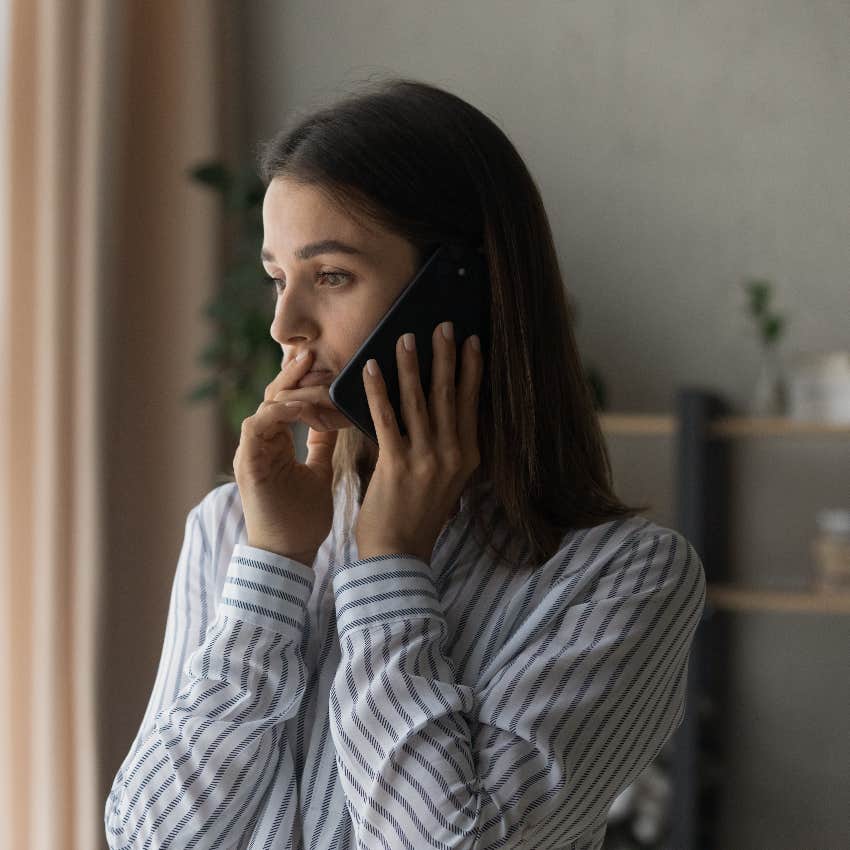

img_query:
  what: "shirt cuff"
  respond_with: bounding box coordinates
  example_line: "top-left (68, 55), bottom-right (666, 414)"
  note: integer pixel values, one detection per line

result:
top-left (331, 553), bottom-right (444, 639)
top-left (218, 543), bottom-right (316, 641)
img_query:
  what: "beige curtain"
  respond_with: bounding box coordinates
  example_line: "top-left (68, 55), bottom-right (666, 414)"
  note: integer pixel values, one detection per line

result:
top-left (0, 2), bottom-right (230, 847)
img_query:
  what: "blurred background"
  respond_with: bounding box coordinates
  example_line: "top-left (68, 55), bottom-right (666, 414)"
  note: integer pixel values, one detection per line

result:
top-left (1, 2), bottom-right (848, 848)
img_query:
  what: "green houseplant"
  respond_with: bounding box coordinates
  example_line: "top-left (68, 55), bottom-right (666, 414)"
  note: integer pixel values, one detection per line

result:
top-left (743, 278), bottom-right (786, 349)
top-left (183, 161), bottom-right (282, 441)
top-left (742, 277), bottom-right (788, 415)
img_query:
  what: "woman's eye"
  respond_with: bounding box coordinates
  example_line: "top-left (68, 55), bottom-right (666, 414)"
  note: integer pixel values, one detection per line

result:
top-left (318, 271), bottom-right (351, 287)
top-left (262, 271), bottom-right (351, 296)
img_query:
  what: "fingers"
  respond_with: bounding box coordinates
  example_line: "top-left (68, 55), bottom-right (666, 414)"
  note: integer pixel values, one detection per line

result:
top-left (371, 321), bottom-right (481, 473)
top-left (268, 399), bottom-right (333, 434)
top-left (428, 321), bottom-right (457, 451)
top-left (260, 350), bottom-right (350, 430)
top-left (456, 334), bottom-right (482, 468)
top-left (233, 401), bottom-right (302, 478)
top-left (392, 321), bottom-right (459, 453)
top-left (245, 398), bottom-right (305, 440)
top-left (304, 417), bottom-right (338, 481)
top-left (267, 391), bottom-right (348, 432)
top-left (264, 350), bottom-right (314, 402)
top-left (394, 331), bottom-right (429, 449)
top-left (234, 378), bottom-right (346, 478)
top-left (362, 357), bottom-right (404, 455)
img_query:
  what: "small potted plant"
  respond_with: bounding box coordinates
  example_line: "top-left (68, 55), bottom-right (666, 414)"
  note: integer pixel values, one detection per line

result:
top-left (742, 278), bottom-right (788, 416)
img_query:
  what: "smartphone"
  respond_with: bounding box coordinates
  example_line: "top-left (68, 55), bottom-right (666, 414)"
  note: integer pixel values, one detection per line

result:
top-left (328, 241), bottom-right (490, 446)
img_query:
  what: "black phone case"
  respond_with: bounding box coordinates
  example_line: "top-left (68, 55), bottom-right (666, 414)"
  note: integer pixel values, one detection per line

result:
top-left (328, 242), bottom-right (490, 446)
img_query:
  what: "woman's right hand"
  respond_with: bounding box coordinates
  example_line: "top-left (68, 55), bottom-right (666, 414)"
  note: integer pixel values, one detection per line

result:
top-left (232, 349), bottom-right (344, 566)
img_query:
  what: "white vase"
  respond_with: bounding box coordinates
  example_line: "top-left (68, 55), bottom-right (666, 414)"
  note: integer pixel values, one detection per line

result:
top-left (750, 345), bottom-right (786, 416)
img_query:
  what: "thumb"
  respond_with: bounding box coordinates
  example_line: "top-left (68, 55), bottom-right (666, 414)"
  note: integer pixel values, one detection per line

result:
top-left (304, 424), bottom-right (338, 483)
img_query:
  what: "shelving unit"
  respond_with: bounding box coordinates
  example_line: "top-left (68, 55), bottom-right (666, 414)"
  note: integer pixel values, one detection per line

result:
top-left (599, 412), bottom-right (850, 439)
top-left (705, 584), bottom-right (850, 615)
top-left (598, 391), bottom-right (850, 850)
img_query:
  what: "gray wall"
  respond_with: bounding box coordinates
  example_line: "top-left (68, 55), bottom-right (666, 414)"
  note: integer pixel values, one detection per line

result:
top-left (232, 2), bottom-right (849, 846)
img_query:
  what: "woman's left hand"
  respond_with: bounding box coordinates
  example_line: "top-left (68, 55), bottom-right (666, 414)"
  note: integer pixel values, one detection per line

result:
top-left (354, 321), bottom-right (483, 564)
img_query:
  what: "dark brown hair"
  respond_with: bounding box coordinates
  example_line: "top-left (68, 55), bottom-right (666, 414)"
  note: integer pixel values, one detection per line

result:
top-left (245, 76), bottom-right (648, 570)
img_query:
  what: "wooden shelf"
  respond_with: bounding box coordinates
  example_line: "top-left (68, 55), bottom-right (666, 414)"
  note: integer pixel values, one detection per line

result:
top-left (706, 583), bottom-right (850, 614)
top-left (598, 413), bottom-right (850, 438)
top-left (598, 414), bottom-right (677, 436)
top-left (600, 412), bottom-right (850, 616)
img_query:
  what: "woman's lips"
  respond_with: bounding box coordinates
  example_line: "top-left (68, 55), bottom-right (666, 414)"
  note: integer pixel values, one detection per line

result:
top-left (296, 370), bottom-right (334, 388)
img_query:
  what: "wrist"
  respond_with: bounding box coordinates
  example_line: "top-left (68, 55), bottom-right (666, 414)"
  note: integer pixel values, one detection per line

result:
top-left (357, 542), bottom-right (425, 562)
top-left (247, 541), bottom-right (317, 568)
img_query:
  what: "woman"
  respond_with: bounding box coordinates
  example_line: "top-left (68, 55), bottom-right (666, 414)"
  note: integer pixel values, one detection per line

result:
top-left (105, 77), bottom-right (705, 850)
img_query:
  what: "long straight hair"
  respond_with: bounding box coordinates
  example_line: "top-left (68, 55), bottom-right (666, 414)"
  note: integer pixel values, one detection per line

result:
top-left (251, 77), bottom-right (648, 570)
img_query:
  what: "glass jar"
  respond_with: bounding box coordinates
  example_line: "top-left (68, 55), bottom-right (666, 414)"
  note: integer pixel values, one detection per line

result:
top-left (750, 343), bottom-right (787, 416)
top-left (810, 509), bottom-right (850, 592)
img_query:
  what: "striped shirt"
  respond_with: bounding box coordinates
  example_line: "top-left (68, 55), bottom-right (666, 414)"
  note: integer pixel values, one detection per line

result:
top-left (105, 479), bottom-right (705, 850)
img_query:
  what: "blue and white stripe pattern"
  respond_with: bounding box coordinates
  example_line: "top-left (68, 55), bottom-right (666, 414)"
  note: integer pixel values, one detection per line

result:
top-left (105, 480), bottom-right (705, 849)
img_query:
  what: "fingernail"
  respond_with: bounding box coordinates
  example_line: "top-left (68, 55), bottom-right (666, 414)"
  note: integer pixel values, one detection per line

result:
top-left (296, 351), bottom-right (309, 362)
top-left (441, 321), bottom-right (454, 340)
top-left (402, 332), bottom-right (415, 352)
top-left (470, 334), bottom-right (481, 352)
top-left (366, 359), bottom-right (377, 376)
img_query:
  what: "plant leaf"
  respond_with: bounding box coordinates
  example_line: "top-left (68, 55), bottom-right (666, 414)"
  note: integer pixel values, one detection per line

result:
top-left (744, 279), bottom-right (772, 315)
top-left (763, 315), bottom-right (785, 344)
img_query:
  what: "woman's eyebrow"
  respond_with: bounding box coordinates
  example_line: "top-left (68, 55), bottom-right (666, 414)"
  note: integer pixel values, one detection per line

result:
top-left (261, 240), bottom-right (366, 263)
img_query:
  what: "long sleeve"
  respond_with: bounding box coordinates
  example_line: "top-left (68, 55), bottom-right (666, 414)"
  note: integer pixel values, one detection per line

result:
top-left (104, 502), bottom-right (317, 849)
top-left (328, 525), bottom-right (706, 849)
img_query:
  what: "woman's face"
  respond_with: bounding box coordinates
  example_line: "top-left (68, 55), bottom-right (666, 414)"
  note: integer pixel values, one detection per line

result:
top-left (262, 176), bottom-right (419, 399)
